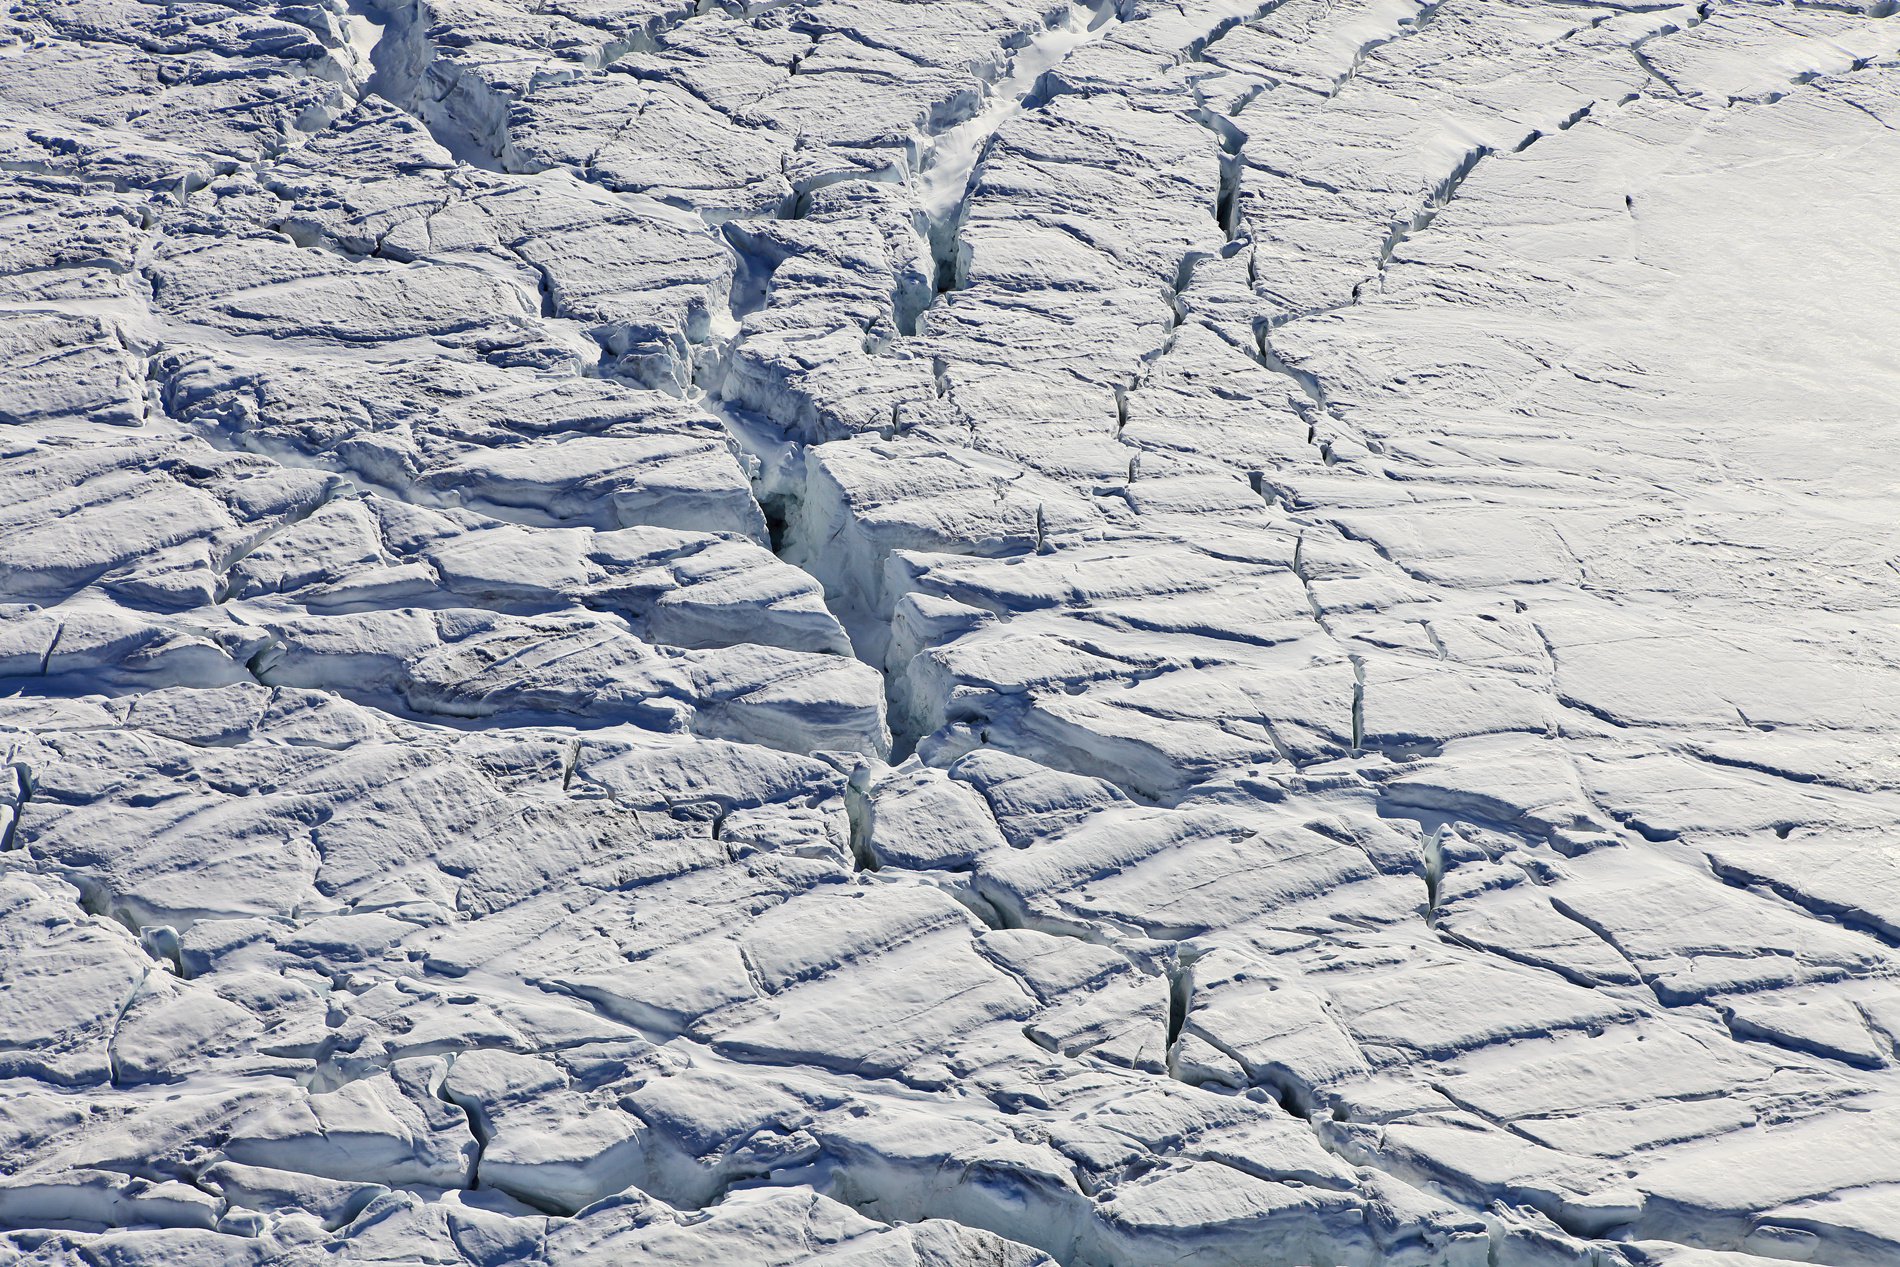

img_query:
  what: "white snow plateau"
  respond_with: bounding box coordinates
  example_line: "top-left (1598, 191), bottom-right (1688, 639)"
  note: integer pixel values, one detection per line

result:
top-left (0, 0), bottom-right (1897, 1261)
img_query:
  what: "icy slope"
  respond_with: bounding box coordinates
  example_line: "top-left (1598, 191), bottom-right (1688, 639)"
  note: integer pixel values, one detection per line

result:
top-left (0, 0), bottom-right (1898, 1262)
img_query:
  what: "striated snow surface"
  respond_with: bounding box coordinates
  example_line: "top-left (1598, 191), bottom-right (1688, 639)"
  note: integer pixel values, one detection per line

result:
top-left (1, 0), bottom-right (1899, 1262)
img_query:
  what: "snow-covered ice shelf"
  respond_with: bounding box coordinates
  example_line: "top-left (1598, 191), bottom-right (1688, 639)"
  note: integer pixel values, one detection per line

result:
top-left (1, 0), bottom-right (1899, 1263)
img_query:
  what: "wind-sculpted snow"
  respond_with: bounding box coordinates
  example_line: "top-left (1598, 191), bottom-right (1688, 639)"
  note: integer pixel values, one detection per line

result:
top-left (1, 0), bottom-right (1898, 1260)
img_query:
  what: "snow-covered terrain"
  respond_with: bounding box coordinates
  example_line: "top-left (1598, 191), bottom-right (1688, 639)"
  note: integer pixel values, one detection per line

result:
top-left (2, 0), bottom-right (1898, 1260)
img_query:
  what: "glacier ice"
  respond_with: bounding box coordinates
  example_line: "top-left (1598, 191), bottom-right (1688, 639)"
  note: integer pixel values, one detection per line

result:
top-left (1, 0), bottom-right (1898, 1262)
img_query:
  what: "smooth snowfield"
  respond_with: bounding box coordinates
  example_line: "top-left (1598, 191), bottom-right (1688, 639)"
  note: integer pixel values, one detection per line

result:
top-left (1, 0), bottom-right (1898, 1264)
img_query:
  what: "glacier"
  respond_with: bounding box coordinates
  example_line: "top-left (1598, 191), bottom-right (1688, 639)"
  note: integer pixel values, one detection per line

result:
top-left (0, 0), bottom-right (1897, 1262)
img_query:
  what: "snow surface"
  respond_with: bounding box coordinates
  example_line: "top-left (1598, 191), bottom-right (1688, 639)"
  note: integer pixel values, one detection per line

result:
top-left (1, 0), bottom-right (1898, 1262)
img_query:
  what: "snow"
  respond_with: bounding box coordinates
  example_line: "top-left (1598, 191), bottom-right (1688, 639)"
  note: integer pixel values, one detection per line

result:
top-left (1, 0), bottom-right (1898, 1262)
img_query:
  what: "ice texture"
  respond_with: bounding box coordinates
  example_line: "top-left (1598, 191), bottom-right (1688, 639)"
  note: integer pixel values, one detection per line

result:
top-left (1, 0), bottom-right (1898, 1262)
